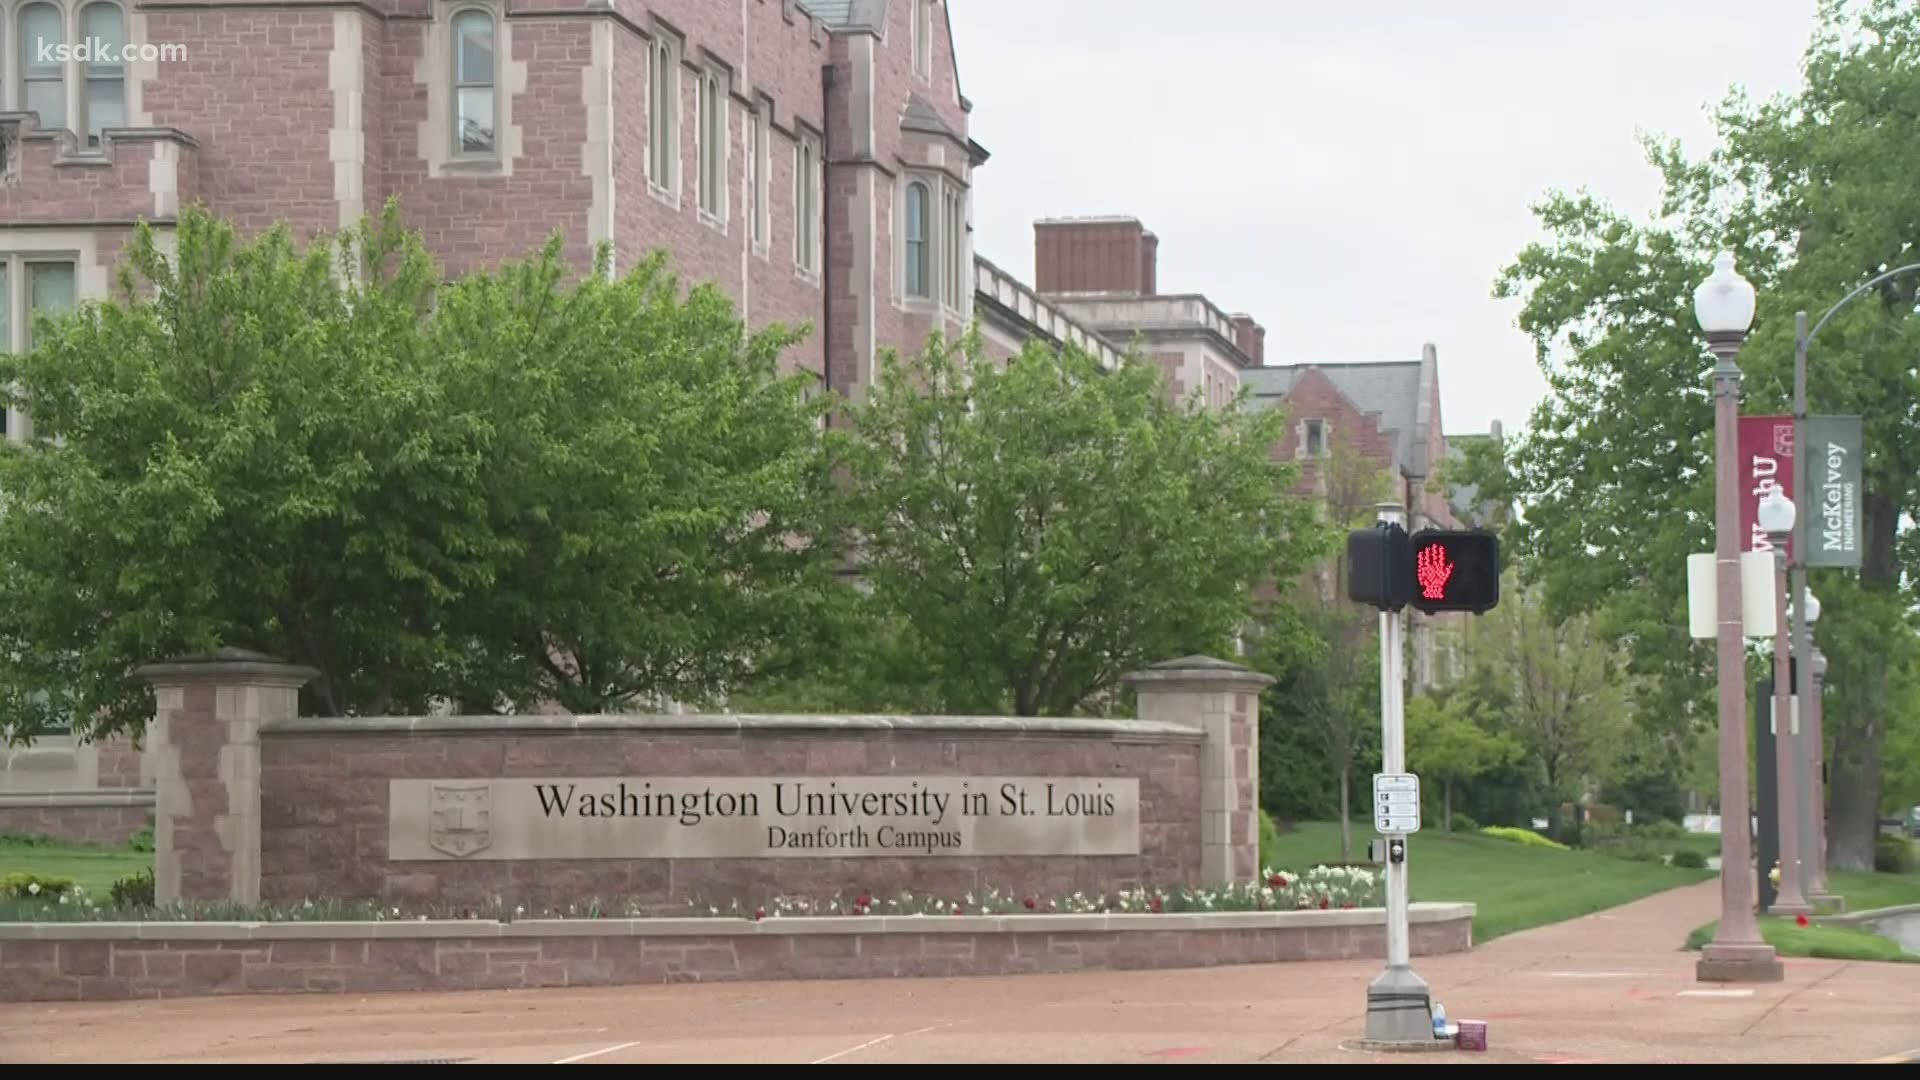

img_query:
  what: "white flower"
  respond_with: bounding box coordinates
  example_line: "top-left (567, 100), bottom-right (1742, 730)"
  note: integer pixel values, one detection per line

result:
top-left (27, 882), bottom-right (40, 896)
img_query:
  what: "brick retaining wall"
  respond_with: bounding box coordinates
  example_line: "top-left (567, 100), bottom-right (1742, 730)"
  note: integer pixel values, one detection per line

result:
top-left (0, 903), bottom-right (1475, 1003)
top-left (257, 715), bottom-right (1206, 910)
top-left (0, 792), bottom-right (153, 846)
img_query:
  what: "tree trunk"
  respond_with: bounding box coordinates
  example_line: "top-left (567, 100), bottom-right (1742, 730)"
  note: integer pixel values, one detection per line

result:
top-left (1339, 770), bottom-right (1352, 862)
top-left (1829, 718), bottom-right (1883, 871)
top-left (1829, 487), bottom-right (1899, 871)
top-left (1445, 778), bottom-right (1453, 832)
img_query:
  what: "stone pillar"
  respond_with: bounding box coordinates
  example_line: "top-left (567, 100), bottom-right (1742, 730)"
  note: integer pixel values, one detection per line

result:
top-left (1123, 655), bottom-right (1275, 886)
top-left (135, 649), bottom-right (317, 906)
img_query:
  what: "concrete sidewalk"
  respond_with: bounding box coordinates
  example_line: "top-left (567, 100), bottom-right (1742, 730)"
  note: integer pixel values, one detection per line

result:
top-left (3, 879), bottom-right (1916, 1064)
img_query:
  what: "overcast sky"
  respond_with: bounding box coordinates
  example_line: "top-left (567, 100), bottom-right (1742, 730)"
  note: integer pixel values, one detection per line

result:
top-left (946, 0), bottom-right (1824, 439)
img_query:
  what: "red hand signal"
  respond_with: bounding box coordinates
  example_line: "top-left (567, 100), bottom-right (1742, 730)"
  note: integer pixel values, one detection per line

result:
top-left (1416, 543), bottom-right (1454, 600)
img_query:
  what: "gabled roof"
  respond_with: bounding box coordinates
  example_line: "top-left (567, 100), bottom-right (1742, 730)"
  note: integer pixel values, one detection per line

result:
top-left (1245, 360), bottom-right (1427, 478)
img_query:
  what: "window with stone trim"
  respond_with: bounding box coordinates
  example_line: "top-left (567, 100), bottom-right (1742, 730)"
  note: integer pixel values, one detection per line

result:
top-left (1305, 418), bottom-right (1326, 456)
top-left (20, 3), bottom-right (66, 132)
top-left (911, 0), bottom-right (931, 81)
top-left (904, 180), bottom-right (929, 297)
top-left (648, 28), bottom-right (682, 200)
top-left (942, 183), bottom-right (964, 309)
top-left (1, 255), bottom-right (78, 439)
top-left (450, 7), bottom-right (496, 155)
top-left (896, 171), bottom-right (968, 314)
top-left (79, 1), bottom-right (124, 148)
top-left (10, 0), bottom-right (128, 151)
top-left (794, 130), bottom-right (820, 276)
top-left (697, 64), bottom-right (728, 225)
top-left (748, 96), bottom-right (770, 254)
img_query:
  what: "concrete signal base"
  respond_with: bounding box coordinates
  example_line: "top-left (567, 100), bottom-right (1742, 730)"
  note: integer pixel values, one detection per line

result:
top-left (1696, 942), bottom-right (1786, 983)
top-left (1353, 963), bottom-right (1452, 1052)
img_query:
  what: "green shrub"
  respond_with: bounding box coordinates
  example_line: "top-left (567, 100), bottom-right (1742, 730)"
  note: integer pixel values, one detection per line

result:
top-left (129, 826), bottom-right (155, 853)
top-left (1479, 825), bottom-right (1570, 851)
top-left (0, 871), bottom-right (76, 899)
top-left (1874, 834), bottom-right (1917, 874)
top-left (1670, 849), bottom-right (1709, 869)
top-left (0, 831), bottom-right (58, 847)
top-left (1581, 822), bottom-right (1669, 863)
top-left (1448, 812), bottom-right (1479, 832)
top-left (1258, 808), bottom-right (1282, 869)
top-left (110, 868), bottom-right (155, 909)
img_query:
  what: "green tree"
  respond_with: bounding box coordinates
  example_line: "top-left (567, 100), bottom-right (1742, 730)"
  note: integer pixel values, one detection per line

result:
top-left (1466, 575), bottom-right (1633, 840)
top-left (0, 204), bottom-right (844, 740)
top-left (426, 236), bottom-right (848, 715)
top-left (1473, 0), bottom-right (1920, 868)
top-left (1406, 689), bottom-right (1524, 831)
top-left (832, 330), bottom-right (1328, 716)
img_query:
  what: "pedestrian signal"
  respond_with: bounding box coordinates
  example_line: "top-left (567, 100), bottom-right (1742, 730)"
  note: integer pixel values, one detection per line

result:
top-left (1407, 529), bottom-right (1500, 614)
top-left (1345, 525), bottom-right (1500, 614)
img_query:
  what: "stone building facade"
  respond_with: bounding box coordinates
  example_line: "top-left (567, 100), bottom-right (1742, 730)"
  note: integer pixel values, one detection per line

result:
top-left (0, 0), bottom-right (1073, 416)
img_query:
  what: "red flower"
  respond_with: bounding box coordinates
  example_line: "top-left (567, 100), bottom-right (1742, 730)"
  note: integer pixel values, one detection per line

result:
top-left (1268, 873), bottom-right (1288, 888)
top-left (754, 907), bottom-right (765, 921)
top-left (1149, 895), bottom-right (1164, 913)
top-left (1796, 913), bottom-right (1810, 927)
top-left (1024, 896), bottom-right (1038, 910)
top-left (856, 892), bottom-right (872, 909)
top-left (1342, 902), bottom-right (1355, 910)
top-left (1319, 896), bottom-right (1330, 910)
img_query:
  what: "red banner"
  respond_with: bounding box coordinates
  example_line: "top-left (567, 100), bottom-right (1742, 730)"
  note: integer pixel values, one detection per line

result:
top-left (1737, 415), bottom-right (1795, 559)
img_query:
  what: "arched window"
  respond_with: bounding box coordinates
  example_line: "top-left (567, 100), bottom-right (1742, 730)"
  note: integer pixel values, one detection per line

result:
top-left (451, 9), bottom-right (495, 154)
top-left (20, 3), bottom-right (65, 132)
top-left (904, 181), bottom-right (929, 298)
top-left (81, 3), bottom-right (125, 147)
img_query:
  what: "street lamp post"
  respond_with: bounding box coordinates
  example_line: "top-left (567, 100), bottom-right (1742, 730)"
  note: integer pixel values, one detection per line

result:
top-left (1759, 487), bottom-right (1810, 916)
top-left (1808, 644), bottom-right (1831, 900)
top-left (1792, 259), bottom-right (1920, 901)
top-left (1693, 251), bottom-right (1783, 983)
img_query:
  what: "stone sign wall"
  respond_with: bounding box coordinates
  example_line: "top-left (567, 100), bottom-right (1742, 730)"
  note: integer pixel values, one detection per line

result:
top-left (259, 721), bottom-right (1197, 909)
top-left (132, 652), bottom-right (1272, 913)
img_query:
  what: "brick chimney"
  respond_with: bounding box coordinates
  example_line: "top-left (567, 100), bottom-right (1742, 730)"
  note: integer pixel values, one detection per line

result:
top-left (1228, 314), bottom-right (1265, 365)
top-left (1034, 217), bottom-right (1156, 295)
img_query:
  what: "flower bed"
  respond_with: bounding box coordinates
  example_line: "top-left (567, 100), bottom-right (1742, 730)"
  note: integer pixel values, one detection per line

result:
top-left (0, 865), bottom-right (1380, 924)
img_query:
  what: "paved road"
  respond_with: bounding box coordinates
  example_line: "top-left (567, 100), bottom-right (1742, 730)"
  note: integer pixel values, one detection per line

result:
top-left (3, 880), bottom-right (1916, 1064)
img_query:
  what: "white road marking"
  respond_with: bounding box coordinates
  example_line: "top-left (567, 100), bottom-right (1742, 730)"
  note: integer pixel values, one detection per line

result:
top-left (1678, 989), bottom-right (1755, 998)
top-left (809, 1024), bottom-right (945, 1064)
top-left (811, 1034), bottom-right (897, 1063)
top-left (553, 1041), bottom-right (642, 1064)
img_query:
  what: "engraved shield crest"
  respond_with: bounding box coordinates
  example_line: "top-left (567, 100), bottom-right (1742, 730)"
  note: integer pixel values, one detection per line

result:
top-left (429, 783), bottom-right (493, 858)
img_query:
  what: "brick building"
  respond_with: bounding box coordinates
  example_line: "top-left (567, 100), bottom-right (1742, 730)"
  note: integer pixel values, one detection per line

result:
top-left (0, 0), bottom-right (1106, 417)
top-left (1243, 346), bottom-right (1471, 691)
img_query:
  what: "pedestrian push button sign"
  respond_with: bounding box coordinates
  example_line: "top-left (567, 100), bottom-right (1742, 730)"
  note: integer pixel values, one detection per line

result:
top-left (1373, 773), bottom-right (1420, 834)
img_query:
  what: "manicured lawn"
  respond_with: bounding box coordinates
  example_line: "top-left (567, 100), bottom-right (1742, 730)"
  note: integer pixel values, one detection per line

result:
top-left (1684, 917), bottom-right (1918, 963)
top-left (1829, 868), bottom-right (1920, 914)
top-left (1681, 867), bottom-right (1920, 963)
top-left (0, 838), bottom-right (150, 899)
top-left (1260, 820), bottom-right (1715, 944)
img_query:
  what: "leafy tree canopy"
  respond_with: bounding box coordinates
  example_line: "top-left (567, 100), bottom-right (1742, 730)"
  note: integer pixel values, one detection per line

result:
top-left (1458, 0), bottom-right (1920, 867)
top-left (0, 202), bottom-right (846, 741)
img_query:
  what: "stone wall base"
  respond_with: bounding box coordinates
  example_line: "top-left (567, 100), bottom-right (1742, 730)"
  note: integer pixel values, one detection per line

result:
top-left (0, 904), bottom-right (1474, 1002)
top-left (0, 792), bottom-right (154, 847)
